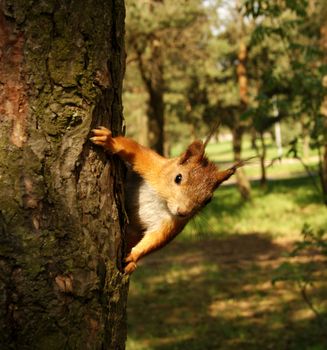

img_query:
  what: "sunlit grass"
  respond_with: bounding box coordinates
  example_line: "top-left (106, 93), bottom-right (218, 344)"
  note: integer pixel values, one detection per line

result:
top-left (205, 137), bottom-right (317, 163)
top-left (127, 238), bottom-right (327, 350)
top-left (182, 177), bottom-right (326, 240)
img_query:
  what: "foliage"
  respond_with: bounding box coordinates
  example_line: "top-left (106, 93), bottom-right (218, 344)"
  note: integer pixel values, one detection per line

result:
top-left (273, 224), bottom-right (327, 331)
top-left (124, 0), bottom-right (212, 147)
top-left (124, 0), bottom-right (327, 198)
top-left (244, 0), bottom-right (327, 202)
top-left (124, 0), bottom-right (327, 191)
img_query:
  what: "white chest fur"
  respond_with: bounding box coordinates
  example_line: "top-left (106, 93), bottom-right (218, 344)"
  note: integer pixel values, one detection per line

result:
top-left (137, 180), bottom-right (173, 232)
top-left (125, 172), bottom-right (173, 234)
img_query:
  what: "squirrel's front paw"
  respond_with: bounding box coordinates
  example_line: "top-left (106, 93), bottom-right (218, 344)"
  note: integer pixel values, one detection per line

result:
top-left (90, 126), bottom-right (114, 151)
top-left (124, 261), bottom-right (137, 274)
top-left (124, 253), bottom-right (138, 274)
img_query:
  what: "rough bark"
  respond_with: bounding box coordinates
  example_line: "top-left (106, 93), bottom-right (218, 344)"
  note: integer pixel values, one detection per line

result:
top-left (0, 1), bottom-right (128, 349)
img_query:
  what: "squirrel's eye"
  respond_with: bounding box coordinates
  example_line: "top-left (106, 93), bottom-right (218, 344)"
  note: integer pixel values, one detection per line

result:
top-left (174, 174), bottom-right (183, 184)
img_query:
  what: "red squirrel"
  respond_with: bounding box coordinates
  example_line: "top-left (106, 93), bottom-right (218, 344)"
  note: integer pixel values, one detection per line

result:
top-left (91, 126), bottom-right (248, 274)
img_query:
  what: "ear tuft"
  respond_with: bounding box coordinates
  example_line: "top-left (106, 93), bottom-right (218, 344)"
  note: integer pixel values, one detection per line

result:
top-left (179, 140), bottom-right (204, 164)
top-left (216, 156), bottom-right (257, 186)
top-left (216, 168), bottom-right (235, 185)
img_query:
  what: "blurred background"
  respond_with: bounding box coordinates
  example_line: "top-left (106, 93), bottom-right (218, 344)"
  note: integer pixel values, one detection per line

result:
top-left (123, 0), bottom-right (327, 349)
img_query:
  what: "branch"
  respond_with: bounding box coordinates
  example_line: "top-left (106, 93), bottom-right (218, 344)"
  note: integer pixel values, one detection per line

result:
top-left (299, 281), bottom-right (327, 332)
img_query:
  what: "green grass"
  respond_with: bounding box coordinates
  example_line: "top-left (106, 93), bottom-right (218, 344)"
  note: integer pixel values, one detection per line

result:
top-left (182, 177), bottom-right (326, 240)
top-left (126, 176), bottom-right (327, 350)
top-left (204, 137), bottom-right (317, 163)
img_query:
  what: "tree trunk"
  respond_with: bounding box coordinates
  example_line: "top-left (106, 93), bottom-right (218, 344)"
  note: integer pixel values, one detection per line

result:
top-left (322, 145), bottom-right (327, 204)
top-left (0, 1), bottom-right (128, 349)
top-left (232, 127), bottom-right (251, 200)
top-left (250, 127), bottom-right (257, 150)
top-left (136, 40), bottom-right (165, 155)
top-left (234, 35), bottom-right (251, 200)
top-left (147, 84), bottom-right (165, 155)
top-left (259, 132), bottom-right (267, 187)
top-left (302, 129), bottom-right (310, 161)
top-left (137, 112), bottom-right (149, 148)
top-left (237, 41), bottom-right (248, 108)
top-left (320, 21), bottom-right (327, 204)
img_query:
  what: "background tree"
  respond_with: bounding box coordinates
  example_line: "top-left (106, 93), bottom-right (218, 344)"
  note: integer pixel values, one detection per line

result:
top-left (124, 0), bottom-right (326, 202)
top-left (125, 0), bottom-right (207, 155)
top-left (223, 1), bottom-right (253, 199)
top-left (0, 1), bottom-right (128, 349)
top-left (245, 0), bottom-right (327, 204)
top-left (191, 0), bottom-right (254, 199)
top-left (318, 0), bottom-right (327, 203)
top-left (124, 0), bottom-right (255, 198)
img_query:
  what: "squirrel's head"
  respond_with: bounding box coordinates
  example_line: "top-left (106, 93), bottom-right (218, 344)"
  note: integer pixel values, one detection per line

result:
top-left (160, 139), bottom-right (246, 219)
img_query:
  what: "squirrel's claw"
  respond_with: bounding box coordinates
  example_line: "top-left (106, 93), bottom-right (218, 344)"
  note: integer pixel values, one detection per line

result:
top-left (125, 254), bottom-right (134, 263)
top-left (124, 253), bottom-right (138, 274)
top-left (90, 126), bottom-right (114, 149)
top-left (90, 135), bottom-right (108, 142)
top-left (91, 127), bottom-right (112, 136)
top-left (124, 261), bottom-right (137, 274)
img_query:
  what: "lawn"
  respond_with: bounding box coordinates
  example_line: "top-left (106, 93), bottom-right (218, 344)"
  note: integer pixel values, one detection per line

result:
top-left (183, 177), bottom-right (326, 240)
top-left (126, 176), bottom-right (327, 350)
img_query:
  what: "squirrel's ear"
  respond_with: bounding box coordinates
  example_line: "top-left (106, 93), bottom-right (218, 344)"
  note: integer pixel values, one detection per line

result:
top-left (215, 168), bottom-right (235, 186)
top-left (215, 156), bottom-right (257, 186)
top-left (179, 140), bottom-right (204, 164)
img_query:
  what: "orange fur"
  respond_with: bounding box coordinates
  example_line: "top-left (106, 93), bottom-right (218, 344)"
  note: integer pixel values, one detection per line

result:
top-left (124, 219), bottom-right (185, 274)
top-left (91, 127), bottom-right (165, 182)
top-left (91, 127), bottom-right (242, 274)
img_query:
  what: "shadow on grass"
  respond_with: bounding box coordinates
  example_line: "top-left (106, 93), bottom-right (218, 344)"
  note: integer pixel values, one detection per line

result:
top-left (206, 139), bottom-right (275, 160)
top-left (214, 176), bottom-right (323, 212)
top-left (127, 234), bottom-right (327, 350)
top-left (240, 176), bottom-right (321, 205)
top-left (261, 176), bottom-right (323, 206)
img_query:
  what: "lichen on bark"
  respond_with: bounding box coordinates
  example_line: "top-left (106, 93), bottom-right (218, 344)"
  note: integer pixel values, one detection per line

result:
top-left (0, 1), bottom-right (128, 349)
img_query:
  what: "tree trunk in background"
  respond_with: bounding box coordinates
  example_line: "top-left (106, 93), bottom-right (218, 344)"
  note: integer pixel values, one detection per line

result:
top-left (320, 21), bottom-right (327, 204)
top-left (234, 38), bottom-right (251, 200)
top-left (137, 112), bottom-right (149, 147)
top-left (259, 132), bottom-right (267, 186)
top-left (147, 85), bottom-right (165, 155)
top-left (136, 40), bottom-right (165, 155)
top-left (0, 1), bottom-right (128, 349)
top-left (237, 42), bottom-right (248, 108)
top-left (232, 127), bottom-right (251, 200)
top-left (300, 117), bottom-right (310, 160)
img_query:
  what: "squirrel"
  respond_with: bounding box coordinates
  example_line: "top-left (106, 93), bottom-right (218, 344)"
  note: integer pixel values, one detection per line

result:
top-left (90, 126), bottom-right (249, 274)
